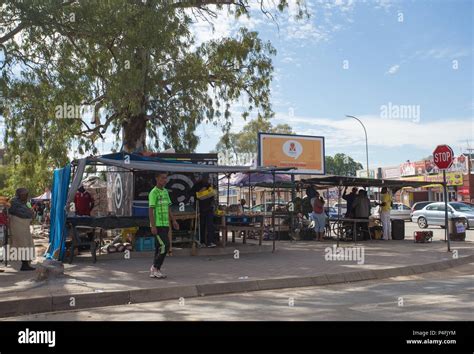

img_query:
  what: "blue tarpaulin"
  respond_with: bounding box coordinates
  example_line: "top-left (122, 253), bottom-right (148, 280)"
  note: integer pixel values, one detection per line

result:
top-left (45, 164), bottom-right (71, 261)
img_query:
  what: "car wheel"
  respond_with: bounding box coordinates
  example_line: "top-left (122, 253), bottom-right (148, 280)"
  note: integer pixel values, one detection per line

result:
top-left (417, 217), bottom-right (428, 229)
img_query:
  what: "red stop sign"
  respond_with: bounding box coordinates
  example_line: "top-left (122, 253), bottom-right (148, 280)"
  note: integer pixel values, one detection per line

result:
top-left (433, 145), bottom-right (454, 170)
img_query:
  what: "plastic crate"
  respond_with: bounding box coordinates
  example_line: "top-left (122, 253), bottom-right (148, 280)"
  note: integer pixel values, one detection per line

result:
top-left (132, 201), bottom-right (149, 217)
top-left (225, 215), bottom-right (251, 225)
top-left (134, 236), bottom-right (155, 251)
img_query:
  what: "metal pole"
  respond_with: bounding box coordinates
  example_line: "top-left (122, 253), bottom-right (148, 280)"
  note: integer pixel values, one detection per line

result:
top-left (347, 115), bottom-right (369, 190)
top-left (226, 174), bottom-right (230, 207)
top-left (337, 182), bottom-right (342, 247)
top-left (291, 174), bottom-right (295, 240)
top-left (443, 170), bottom-right (451, 252)
top-left (272, 171), bottom-right (276, 253)
top-left (248, 173), bottom-right (251, 208)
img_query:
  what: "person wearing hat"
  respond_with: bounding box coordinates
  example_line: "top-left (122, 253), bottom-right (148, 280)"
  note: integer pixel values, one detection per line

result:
top-left (8, 188), bottom-right (35, 271)
top-left (190, 173), bottom-right (217, 248)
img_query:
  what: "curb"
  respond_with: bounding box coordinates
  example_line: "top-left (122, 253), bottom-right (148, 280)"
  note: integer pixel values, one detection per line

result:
top-left (1, 254), bottom-right (473, 319)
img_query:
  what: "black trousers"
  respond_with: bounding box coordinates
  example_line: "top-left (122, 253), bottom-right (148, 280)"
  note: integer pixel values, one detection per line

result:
top-left (356, 217), bottom-right (370, 240)
top-left (199, 210), bottom-right (215, 245)
top-left (153, 227), bottom-right (170, 269)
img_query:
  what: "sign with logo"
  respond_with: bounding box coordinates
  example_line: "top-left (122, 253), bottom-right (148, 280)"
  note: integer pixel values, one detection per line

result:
top-left (258, 133), bottom-right (325, 174)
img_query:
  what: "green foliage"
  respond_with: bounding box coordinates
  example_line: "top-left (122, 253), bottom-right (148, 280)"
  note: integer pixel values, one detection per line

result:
top-left (325, 153), bottom-right (363, 176)
top-left (216, 116), bottom-right (294, 165)
top-left (0, 0), bottom-right (306, 192)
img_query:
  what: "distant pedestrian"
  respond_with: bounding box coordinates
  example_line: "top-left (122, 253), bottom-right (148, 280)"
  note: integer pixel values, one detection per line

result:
top-left (8, 188), bottom-right (35, 271)
top-left (352, 189), bottom-right (371, 240)
top-left (190, 173), bottom-right (217, 248)
top-left (310, 191), bottom-right (326, 241)
top-left (74, 185), bottom-right (94, 216)
top-left (380, 187), bottom-right (392, 240)
top-left (239, 199), bottom-right (246, 214)
top-left (342, 186), bottom-right (358, 217)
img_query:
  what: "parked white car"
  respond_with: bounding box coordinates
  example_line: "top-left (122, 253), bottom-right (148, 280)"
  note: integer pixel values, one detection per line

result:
top-left (411, 202), bottom-right (474, 229)
top-left (371, 202), bottom-right (412, 220)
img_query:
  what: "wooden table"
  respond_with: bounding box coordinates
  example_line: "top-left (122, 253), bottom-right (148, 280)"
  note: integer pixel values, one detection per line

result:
top-left (219, 214), bottom-right (265, 247)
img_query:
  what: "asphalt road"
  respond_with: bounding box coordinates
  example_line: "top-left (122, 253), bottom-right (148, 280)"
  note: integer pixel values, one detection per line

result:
top-left (5, 263), bottom-right (473, 321)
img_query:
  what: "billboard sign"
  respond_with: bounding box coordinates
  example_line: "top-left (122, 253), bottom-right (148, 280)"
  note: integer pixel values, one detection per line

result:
top-left (258, 133), bottom-right (325, 174)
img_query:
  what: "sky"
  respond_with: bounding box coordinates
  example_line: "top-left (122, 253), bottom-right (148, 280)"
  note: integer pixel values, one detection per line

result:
top-left (193, 0), bottom-right (474, 168)
top-left (1, 0), bottom-right (473, 169)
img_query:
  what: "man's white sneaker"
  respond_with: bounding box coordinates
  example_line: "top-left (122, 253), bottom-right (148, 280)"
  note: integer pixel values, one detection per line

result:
top-left (153, 269), bottom-right (167, 279)
top-left (207, 243), bottom-right (217, 248)
top-left (150, 265), bottom-right (159, 278)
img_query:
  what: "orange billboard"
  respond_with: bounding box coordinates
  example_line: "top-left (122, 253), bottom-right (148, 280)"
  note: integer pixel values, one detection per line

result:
top-left (258, 133), bottom-right (325, 174)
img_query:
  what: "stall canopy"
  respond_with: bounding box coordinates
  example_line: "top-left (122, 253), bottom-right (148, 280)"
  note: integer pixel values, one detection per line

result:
top-left (32, 190), bottom-right (51, 202)
top-left (67, 153), bottom-right (295, 205)
top-left (302, 175), bottom-right (441, 191)
top-left (221, 172), bottom-right (292, 187)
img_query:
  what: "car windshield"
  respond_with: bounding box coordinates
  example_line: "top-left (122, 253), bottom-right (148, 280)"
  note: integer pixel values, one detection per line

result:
top-left (450, 203), bottom-right (474, 212)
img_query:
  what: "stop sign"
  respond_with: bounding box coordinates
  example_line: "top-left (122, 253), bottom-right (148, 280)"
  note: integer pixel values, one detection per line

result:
top-left (433, 145), bottom-right (454, 170)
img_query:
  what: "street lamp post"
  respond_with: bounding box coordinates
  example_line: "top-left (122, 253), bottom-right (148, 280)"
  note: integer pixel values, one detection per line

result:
top-left (346, 115), bottom-right (369, 180)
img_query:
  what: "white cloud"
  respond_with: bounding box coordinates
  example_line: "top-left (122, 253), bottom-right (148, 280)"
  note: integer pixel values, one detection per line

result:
top-left (373, 0), bottom-right (393, 11)
top-left (272, 113), bottom-right (474, 151)
top-left (189, 5), bottom-right (262, 46)
top-left (411, 47), bottom-right (471, 61)
top-left (385, 64), bottom-right (400, 75)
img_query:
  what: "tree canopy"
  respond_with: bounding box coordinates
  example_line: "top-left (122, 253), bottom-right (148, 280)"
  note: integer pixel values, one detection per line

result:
top-left (325, 153), bottom-right (363, 176)
top-left (0, 0), bottom-right (307, 195)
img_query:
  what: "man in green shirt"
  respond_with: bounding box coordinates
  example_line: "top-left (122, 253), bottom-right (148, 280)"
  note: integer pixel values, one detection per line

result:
top-left (148, 172), bottom-right (179, 279)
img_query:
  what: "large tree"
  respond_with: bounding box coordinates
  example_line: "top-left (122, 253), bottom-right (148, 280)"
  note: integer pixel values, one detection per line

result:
top-left (1, 0), bottom-right (306, 153)
top-left (0, 0), bottom-right (306, 194)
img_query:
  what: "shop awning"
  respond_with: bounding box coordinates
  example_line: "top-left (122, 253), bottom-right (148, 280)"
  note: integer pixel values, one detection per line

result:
top-left (302, 175), bottom-right (440, 190)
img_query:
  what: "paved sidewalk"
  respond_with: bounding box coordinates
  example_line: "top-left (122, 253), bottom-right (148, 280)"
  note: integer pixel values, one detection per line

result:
top-left (1, 238), bottom-right (473, 318)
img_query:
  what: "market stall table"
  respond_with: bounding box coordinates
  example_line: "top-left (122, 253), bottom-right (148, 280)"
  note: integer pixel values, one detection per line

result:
top-left (219, 214), bottom-right (265, 246)
top-left (67, 213), bottom-right (200, 263)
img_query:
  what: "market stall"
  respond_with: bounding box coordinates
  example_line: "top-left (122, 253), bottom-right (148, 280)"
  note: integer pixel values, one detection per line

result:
top-left (47, 152), bottom-right (294, 262)
top-left (302, 175), bottom-right (440, 246)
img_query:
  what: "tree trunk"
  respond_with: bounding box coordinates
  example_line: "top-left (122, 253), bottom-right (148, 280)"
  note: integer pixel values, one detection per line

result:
top-left (122, 112), bottom-right (147, 153)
